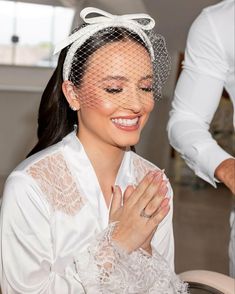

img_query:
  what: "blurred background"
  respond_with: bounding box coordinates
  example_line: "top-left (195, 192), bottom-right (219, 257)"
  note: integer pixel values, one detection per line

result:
top-left (0, 0), bottom-right (234, 276)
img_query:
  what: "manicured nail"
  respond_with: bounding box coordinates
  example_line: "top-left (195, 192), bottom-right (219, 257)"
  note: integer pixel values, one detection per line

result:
top-left (160, 185), bottom-right (168, 196)
top-left (154, 172), bottom-right (163, 183)
top-left (160, 198), bottom-right (169, 208)
top-left (147, 171), bottom-right (156, 179)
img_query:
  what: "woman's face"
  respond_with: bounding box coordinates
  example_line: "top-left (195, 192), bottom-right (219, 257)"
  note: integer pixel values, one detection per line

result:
top-left (74, 39), bottom-right (154, 149)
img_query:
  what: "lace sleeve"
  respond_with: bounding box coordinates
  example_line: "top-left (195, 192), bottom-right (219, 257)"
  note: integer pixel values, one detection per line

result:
top-left (75, 223), bottom-right (188, 294)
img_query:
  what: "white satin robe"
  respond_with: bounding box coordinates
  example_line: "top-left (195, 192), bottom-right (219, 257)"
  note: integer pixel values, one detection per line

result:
top-left (0, 131), bottom-right (186, 293)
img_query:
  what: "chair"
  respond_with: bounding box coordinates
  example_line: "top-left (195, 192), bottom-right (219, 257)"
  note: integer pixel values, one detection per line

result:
top-left (180, 270), bottom-right (235, 294)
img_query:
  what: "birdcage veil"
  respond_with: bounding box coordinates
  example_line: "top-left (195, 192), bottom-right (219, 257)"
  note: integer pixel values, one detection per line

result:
top-left (54, 7), bottom-right (170, 109)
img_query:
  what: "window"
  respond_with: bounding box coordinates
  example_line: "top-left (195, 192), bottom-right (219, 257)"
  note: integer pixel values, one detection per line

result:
top-left (0, 1), bottom-right (75, 67)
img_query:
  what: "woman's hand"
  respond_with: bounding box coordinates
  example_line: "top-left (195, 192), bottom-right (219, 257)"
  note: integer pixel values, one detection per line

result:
top-left (140, 196), bottom-right (170, 254)
top-left (109, 171), bottom-right (170, 253)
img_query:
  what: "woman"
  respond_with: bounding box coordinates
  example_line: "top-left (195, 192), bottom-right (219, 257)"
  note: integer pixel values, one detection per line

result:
top-left (0, 7), bottom-right (187, 293)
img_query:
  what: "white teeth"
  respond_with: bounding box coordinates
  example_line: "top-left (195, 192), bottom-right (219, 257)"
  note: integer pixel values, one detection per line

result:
top-left (111, 117), bottom-right (139, 126)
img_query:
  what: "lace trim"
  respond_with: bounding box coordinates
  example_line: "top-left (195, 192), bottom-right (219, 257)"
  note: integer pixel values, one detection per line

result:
top-left (132, 154), bottom-right (158, 184)
top-left (27, 152), bottom-right (85, 215)
top-left (75, 223), bottom-right (188, 293)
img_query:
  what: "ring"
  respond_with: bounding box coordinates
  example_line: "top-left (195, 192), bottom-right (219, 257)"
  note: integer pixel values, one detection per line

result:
top-left (140, 208), bottom-right (152, 218)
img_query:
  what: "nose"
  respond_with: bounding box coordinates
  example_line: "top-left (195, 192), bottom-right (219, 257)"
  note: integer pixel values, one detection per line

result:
top-left (122, 87), bottom-right (143, 113)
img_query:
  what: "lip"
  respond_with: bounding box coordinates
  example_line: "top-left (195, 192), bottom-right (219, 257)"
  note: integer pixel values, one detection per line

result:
top-left (111, 115), bottom-right (140, 119)
top-left (111, 115), bottom-right (141, 131)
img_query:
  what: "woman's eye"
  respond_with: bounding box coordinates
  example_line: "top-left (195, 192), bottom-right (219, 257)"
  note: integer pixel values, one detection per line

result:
top-left (104, 88), bottom-right (123, 94)
top-left (140, 87), bottom-right (153, 92)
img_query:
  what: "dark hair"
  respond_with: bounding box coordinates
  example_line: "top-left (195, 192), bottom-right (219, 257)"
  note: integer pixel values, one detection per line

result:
top-left (27, 27), bottom-right (148, 157)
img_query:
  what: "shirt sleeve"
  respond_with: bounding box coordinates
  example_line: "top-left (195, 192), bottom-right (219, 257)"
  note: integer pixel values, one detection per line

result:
top-left (0, 172), bottom-right (187, 294)
top-left (167, 10), bottom-right (234, 186)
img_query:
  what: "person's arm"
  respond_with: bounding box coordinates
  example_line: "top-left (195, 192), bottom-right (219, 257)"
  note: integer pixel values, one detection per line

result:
top-left (76, 174), bottom-right (186, 293)
top-left (167, 10), bottom-right (234, 188)
top-left (0, 172), bottom-right (187, 293)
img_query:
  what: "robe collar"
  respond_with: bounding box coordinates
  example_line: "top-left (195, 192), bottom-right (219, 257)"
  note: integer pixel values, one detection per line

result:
top-left (62, 131), bottom-right (133, 228)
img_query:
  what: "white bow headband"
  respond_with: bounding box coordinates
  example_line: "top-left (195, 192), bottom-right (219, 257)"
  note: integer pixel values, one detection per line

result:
top-left (54, 7), bottom-right (156, 81)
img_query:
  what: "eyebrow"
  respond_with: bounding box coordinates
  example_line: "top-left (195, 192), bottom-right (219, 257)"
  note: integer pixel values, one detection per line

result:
top-left (100, 75), bottom-right (153, 82)
top-left (100, 76), bottom-right (129, 82)
top-left (141, 75), bottom-right (153, 80)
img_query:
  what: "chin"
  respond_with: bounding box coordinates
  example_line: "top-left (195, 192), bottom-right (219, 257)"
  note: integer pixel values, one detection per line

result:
top-left (115, 137), bottom-right (140, 148)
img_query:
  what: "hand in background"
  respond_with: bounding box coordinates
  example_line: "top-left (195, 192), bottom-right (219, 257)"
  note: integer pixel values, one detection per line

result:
top-left (215, 158), bottom-right (235, 195)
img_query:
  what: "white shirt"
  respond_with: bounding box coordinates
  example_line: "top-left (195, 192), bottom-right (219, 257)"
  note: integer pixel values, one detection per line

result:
top-left (0, 131), bottom-right (186, 293)
top-left (167, 0), bottom-right (235, 186)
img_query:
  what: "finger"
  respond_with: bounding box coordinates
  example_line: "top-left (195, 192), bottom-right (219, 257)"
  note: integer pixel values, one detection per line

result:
top-left (129, 170), bottom-right (162, 206)
top-left (109, 185), bottom-right (122, 216)
top-left (143, 193), bottom-right (165, 217)
top-left (123, 185), bottom-right (135, 204)
top-left (158, 180), bottom-right (168, 197)
top-left (140, 204), bottom-right (169, 239)
top-left (147, 202), bottom-right (170, 227)
top-left (143, 180), bottom-right (169, 216)
top-left (159, 197), bottom-right (170, 209)
top-left (136, 173), bottom-right (164, 210)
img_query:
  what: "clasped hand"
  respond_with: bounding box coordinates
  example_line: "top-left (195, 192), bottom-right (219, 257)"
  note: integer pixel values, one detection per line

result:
top-left (109, 170), bottom-right (170, 254)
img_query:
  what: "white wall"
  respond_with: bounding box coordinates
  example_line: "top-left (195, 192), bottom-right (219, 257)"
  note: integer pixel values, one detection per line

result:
top-left (0, 0), bottom-right (222, 178)
top-left (0, 65), bottom-right (53, 176)
top-left (144, 0), bottom-right (221, 52)
top-left (0, 65), bottom-right (53, 91)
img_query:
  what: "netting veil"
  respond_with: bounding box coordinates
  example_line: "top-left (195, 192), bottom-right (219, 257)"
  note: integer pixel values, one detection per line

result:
top-left (54, 7), bottom-right (171, 108)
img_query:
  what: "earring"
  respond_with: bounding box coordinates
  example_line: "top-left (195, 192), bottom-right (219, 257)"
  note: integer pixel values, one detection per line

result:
top-left (69, 105), bottom-right (77, 111)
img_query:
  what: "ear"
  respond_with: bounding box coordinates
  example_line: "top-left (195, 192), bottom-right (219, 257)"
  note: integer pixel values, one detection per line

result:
top-left (62, 80), bottom-right (81, 111)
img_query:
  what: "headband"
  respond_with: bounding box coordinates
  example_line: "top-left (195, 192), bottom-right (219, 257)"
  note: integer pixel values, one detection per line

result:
top-left (54, 7), bottom-right (156, 81)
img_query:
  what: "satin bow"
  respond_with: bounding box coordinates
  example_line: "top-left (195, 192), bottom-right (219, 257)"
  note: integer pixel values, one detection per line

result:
top-left (54, 7), bottom-right (155, 54)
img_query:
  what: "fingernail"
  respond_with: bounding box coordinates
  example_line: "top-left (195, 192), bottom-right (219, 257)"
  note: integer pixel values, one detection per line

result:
top-left (147, 171), bottom-right (156, 179)
top-left (160, 185), bottom-right (168, 196)
top-left (159, 180), bottom-right (168, 192)
top-left (160, 198), bottom-right (170, 208)
top-left (154, 172), bottom-right (163, 183)
top-left (156, 171), bottom-right (162, 178)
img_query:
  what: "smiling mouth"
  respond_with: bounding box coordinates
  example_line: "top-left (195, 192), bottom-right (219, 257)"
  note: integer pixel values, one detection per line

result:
top-left (111, 117), bottom-right (139, 127)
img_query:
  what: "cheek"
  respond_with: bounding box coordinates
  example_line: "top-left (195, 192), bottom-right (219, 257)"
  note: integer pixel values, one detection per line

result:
top-left (78, 86), bottom-right (118, 111)
top-left (140, 100), bottom-right (154, 128)
top-left (98, 98), bottom-right (119, 112)
top-left (80, 98), bottom-right (118, 119)
top-left (143, 99), bottom-right (155, 114)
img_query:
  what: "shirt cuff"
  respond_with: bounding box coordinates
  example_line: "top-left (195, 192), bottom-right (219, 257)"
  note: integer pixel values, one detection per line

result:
top-left (185, 142), bottom-right (234, 187)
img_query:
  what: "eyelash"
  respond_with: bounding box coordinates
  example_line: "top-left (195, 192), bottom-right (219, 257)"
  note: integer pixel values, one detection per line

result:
top-left (104, 87), bottom-right (153, 94)
top-left (105, 88), bottom-right (123, 94)
top-left (140, 87), bottom-right (153, 92)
